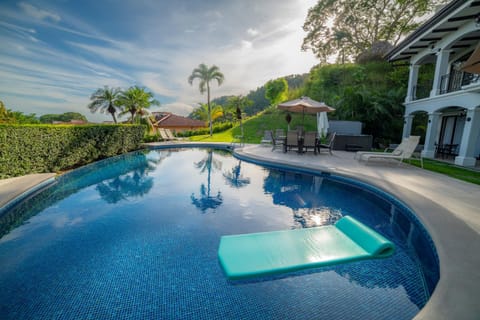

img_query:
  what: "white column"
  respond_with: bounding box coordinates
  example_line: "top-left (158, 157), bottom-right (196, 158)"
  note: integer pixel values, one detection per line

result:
top-left (455, 108), bottom-right (480, 167)
top-left (430, 50), bottom-right (452, 97)
top-left (422, 112), bottom-right (442, 158)
top-left (402, 114), bottom-right (414, 139)
top-left (405, 65), bottom-right (419, 102)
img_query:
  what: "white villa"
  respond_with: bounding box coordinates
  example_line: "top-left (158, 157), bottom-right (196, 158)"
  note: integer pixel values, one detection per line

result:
top-left (386, 0), bottom-right (480, 167)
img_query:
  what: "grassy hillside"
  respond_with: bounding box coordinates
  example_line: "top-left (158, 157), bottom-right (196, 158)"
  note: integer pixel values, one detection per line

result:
top-left (189, 107), bottom-right (319, 143)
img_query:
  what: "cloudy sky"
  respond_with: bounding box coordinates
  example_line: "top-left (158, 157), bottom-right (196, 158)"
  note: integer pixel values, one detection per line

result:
top-left (0, 0), bottom-right (319, 122)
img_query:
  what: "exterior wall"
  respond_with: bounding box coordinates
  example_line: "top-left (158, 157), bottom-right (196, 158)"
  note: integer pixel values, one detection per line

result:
top-left (399, 16), bottom-right (480, 166)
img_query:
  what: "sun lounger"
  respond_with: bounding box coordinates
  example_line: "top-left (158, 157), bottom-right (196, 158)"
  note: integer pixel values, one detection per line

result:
top-left (357, 136), bottom-right (422, 167)
top-left (354, 137), bottom-right (407, 160)
top-left (164, 129), bottom-right (179, 140)
top-left (158, 128), bottom-right (172, 141)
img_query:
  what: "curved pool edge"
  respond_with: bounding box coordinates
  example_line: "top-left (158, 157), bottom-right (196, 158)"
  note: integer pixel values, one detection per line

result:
top-left (230, 144), bottom-right (480, 320)
top-left (2, 143), bottom-right (479, 319)
top-left (0, 173), bottom-right (57, 215)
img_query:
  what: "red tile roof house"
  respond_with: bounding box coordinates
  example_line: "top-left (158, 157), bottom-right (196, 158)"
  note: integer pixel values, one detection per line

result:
top-left (152, 112), bottom-right (206, 134)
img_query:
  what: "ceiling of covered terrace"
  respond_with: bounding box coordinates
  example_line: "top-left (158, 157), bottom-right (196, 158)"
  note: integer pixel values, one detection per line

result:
top-left (386, 0), bottom-right (480, 64)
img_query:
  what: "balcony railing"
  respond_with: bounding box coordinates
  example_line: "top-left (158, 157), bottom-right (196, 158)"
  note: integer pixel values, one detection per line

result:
top-left (439, 70), bottom-right (480, 94)
top-left (411, 70), bottom-right (480, 101)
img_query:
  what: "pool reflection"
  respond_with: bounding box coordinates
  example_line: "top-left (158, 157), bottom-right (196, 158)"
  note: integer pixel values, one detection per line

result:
top-left (191, 150), bottom-right (224, 213)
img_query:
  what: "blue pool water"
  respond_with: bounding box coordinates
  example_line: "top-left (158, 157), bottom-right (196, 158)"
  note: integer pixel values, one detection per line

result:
top-left (0, 148), bottom-right (439, 319)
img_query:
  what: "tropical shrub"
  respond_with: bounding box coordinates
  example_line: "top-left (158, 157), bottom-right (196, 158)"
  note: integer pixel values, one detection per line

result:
top-left (0, 124), bottom-right (144, 178)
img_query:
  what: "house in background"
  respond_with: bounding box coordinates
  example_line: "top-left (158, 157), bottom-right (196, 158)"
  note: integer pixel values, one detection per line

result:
top-left (386, 0), bottom-right (480, 167)
top-left (152, 112), bottom-right (206, 133)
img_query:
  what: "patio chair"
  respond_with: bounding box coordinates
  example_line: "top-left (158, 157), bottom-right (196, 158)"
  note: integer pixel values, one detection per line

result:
top-left (296, 126), bottom-right (304, 136)
top-left (285, 130), bottom-right (300, 153)
top-left (270, 130), bottom-right (284, 151)
top-left (261, 130), bottom-right (273, 146)
top-left (358, 136), bottom-right (422, 167)
top-left (317, 132), bottom-right (336, 155)
top-left (275, 129), bottom-right (286, 140)
top-left (303, 131), bottom-right (318, 154)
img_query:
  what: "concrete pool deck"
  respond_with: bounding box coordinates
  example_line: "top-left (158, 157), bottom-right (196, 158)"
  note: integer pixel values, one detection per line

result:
top-left (1, 142), bottom-right (479, 320)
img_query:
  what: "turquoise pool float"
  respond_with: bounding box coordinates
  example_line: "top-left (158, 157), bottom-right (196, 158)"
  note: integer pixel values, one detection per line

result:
top-left (218, 215), bottom-right (395, 280)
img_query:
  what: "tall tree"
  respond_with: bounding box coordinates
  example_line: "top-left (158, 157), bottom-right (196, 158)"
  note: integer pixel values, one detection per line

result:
top-left (188, 63), bottom-right (224, 136)
top-left (88, 86), bottom-right (121, 123)
top-left (302, 0), bottom-right (448, 63)
top-left (118, 86), bottom-right (160, 129)
top-left (265, 78), bottom-right (288, 106)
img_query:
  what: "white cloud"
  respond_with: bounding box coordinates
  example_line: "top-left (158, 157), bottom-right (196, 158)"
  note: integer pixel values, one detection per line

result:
top-left (138, 72), bottom-right (178, 98)
top-left (0, 0), bottom-right (320, 120)
top-left (18, 2), bottom-right (61, 22)
top-left (160, 102), bottom-right (195, 117)
top-left (241, 40), bottom-right (253, 50)
top-left (247, 28), bottom-right (259, 37)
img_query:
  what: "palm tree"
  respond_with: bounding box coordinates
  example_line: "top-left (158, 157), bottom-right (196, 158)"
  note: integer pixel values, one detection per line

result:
top-left (118, 86), bottom-right (160, 127)
top-left (223, 160), bottom-right (250, 188)
top-left (191, 150), bottom-right (223, 213)
top-left (88, 86), bottom-right (121, 123)
top-left (188, 63), bottom-right (224, 136)
top-left (191, 102), bottom-right (223, 123)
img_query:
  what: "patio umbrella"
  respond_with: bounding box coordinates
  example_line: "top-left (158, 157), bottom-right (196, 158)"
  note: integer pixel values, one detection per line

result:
top-left (317, 111), bottom-right (329, 138)
top-left (278, 96), bottom-right (335, 129)
top-left (461, 43), bottom-right (480, 74)
top-left (277, 96), bottom-right (335, 114)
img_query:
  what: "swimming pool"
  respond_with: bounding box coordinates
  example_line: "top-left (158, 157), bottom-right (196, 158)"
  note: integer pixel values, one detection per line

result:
top-left (0, 148), bottom-right (439, 319)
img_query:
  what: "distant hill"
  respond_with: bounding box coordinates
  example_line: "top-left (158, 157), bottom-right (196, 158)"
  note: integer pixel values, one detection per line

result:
top-left (210, 73), bottom-right (309, 116)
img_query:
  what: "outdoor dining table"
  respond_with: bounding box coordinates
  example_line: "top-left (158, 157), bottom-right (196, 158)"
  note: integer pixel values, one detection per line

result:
top-left (283, 135), bottom-right (311, 154)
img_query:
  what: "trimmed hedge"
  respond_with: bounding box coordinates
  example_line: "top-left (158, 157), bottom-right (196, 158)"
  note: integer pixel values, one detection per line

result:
top-left (177, 122), bottom-right (234, 137)
top-left (0, 124), bottom-right (145, 178)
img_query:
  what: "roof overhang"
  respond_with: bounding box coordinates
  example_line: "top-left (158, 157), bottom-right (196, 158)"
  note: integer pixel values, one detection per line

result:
top-left (386, 0), bottom-right (480, 63)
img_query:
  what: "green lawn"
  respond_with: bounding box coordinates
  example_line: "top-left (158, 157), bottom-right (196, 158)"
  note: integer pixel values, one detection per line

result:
top-left (405, 158), bottom-right (480, 185)
top-left (189, 107), bottom-right (318, 143)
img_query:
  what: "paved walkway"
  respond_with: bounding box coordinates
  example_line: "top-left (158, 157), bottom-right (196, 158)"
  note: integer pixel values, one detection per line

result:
top-left (1, 143), bottom-right (479, 320)
top-left (0, 173), bottom-right (56, 209)
top-left (235, 144), bottom-right (480, 320)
